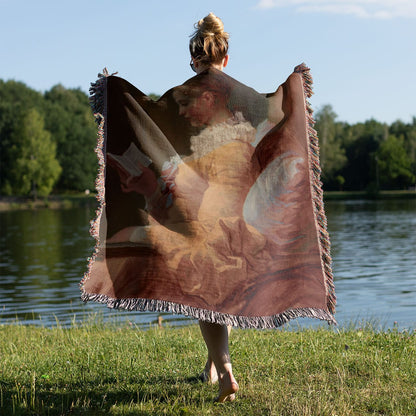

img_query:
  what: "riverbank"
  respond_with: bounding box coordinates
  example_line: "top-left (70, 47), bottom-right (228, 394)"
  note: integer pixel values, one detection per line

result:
top-left (1, 190), bottom-right (415, 211)
top-left (0, 194), bottom-right (97, 211)
top-left (1, 322), bottom-right (414, 415)
top-left (323, 190), bottom-right (416, 200)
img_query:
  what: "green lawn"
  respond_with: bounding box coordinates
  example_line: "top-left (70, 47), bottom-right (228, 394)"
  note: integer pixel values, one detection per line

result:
top-left (0, 320), bottom-right (415, 415)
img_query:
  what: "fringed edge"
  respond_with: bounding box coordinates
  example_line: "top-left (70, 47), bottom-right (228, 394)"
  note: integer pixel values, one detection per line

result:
top-left (294, 63), bottom-right (337, 317)
top-left (80, 69), bottom-right (114, 291)
top-left (80, 290), bottom-right (337, 329)
top-left (88, 68), bottom-right (117, 116)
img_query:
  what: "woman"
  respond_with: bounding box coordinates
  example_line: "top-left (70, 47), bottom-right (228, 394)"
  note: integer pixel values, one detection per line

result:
top-left (118, 12), bottom-right (241, 402)
top-left (183, 15), bottom-right (241, 401)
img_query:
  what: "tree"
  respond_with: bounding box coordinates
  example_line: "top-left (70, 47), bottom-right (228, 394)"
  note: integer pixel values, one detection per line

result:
top-left (376, 135), bottom-right (415, 189)
top-left (0, 102), bottom-right (19, 194)
top-left (389, 118), bottom-right (416, 181)
top-left (10, 108), bottom-right (61, 197)
top-left (44, 85), bottom-right (97, 191)
top-left (0, 79), bottom-right (44, 109)
top-left (341, 119), bottom-right (387, 191)
top-left (148, 93), bottom-right (161, 101)
top-left (0, 80), bottom-right (45, 194)
top-left (314, 105), bottom-right (347, 188)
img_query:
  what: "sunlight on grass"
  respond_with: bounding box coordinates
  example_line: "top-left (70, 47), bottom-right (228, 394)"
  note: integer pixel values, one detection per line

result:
top-left (0, 318), bottom-right (414, 415)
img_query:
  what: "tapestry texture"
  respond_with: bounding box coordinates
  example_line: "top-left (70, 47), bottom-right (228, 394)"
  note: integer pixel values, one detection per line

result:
top-left (80, 64), bottom-right (336, 328)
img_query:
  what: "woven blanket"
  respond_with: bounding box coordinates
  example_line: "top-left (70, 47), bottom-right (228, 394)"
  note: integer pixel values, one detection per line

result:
top-left (80, 64), bottom-right (336, 328)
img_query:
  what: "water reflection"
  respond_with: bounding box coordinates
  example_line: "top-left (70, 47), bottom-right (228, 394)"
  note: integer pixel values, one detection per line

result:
top-left (0, 199), bottom-right (415, 329)
top-left (0, 205), bottom-right (193, 327)
top-left (325, 199), bottom-right (415, 330)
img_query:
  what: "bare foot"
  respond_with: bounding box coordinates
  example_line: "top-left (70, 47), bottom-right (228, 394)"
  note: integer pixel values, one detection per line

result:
top-left (199, 358), bottom-right (218, 384)
top-left (215, 372), bottom-right (239, 403)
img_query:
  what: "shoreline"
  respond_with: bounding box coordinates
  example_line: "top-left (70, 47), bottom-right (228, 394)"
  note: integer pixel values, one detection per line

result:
top-left (0, 190), bottom-right (415, 211)
top-left (0, 194), bottom-right (98, 211)
top-left (323, 190), bottom-right (416, 201)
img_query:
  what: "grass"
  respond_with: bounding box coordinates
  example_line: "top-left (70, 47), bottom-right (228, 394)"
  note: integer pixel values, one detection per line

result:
top-left (0, 320), bottom-right (415, 415)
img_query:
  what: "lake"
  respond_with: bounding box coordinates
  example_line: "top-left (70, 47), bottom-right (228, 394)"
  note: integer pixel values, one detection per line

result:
top-left (0, 198), bottom-right (415, 330)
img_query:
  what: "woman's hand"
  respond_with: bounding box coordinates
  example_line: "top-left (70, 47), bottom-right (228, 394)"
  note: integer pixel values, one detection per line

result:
top-left (119, 166), bottom-right (158, 197)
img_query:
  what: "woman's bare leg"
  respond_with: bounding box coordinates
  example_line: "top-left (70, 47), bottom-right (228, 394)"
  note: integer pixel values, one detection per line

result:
top-left (200, 354), bottom-right (218, 383)
top-left (199, 321), bottom-right (239, 402)
top-left (200, 325), bottom-right (232, 384)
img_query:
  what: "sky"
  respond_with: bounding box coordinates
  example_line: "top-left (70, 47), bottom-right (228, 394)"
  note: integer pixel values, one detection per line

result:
top-left (1, 0), bottom-right (415, 125)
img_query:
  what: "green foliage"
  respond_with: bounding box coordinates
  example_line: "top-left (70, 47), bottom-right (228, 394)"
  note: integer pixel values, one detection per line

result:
top-left (0, 80), bottom-right (45, 195)
top-left (314, 105), bottom-right (347, 182)
top-left (44, 85), bottom-right (97, 191)
top-left (9, 109), bottom-right (61, 197)
top-left (148, 92), bottom-right (161, 101)
top-left (0, 80), bottom-right (96, 196)
top-left (376, 135), bottom-right (415, 189)
top-left (0, 79), bottom-right (44, 109)
top-left (343, 119), bottom-right (387, 191)
top-left (389, 117), bottom-right (416, 180)
top-left (335, 175), bottom-right (345, 190)
top-left (314, 105), bottom-right (416, 191)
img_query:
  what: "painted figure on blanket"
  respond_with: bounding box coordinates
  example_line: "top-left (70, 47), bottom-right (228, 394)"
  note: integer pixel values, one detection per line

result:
top-left (107, 69), bottom-right (311, 308)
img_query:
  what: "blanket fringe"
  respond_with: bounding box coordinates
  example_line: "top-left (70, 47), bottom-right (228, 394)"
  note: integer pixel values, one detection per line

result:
top-left (80, 69), bottom-right (113, 289)
top-left (80, 291), bottom-right (337, 329)
top-left (295, 63), bottom-right (336, 316)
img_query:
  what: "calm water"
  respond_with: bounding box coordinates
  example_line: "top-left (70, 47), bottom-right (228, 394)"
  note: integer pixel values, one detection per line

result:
top-left (0, 199), bottom-right (415, 330)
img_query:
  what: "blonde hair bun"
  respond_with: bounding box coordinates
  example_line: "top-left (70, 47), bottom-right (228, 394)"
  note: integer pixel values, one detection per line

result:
top-left (196, 12), bottom-right (229, 39)
top-left (189, 13), bottom-right (229, 65)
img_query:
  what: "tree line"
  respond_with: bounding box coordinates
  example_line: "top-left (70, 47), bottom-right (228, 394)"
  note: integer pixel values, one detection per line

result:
top-left (0, 80), bottom-right (415, 197)
top-left (315, 105), bottom-right (415, 191)
top-left (0, 80), bottom-right (97, 197)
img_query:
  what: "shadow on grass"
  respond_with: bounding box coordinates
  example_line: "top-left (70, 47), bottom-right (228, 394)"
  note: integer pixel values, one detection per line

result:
top-left (1, 374), bottom-right (209, 416)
